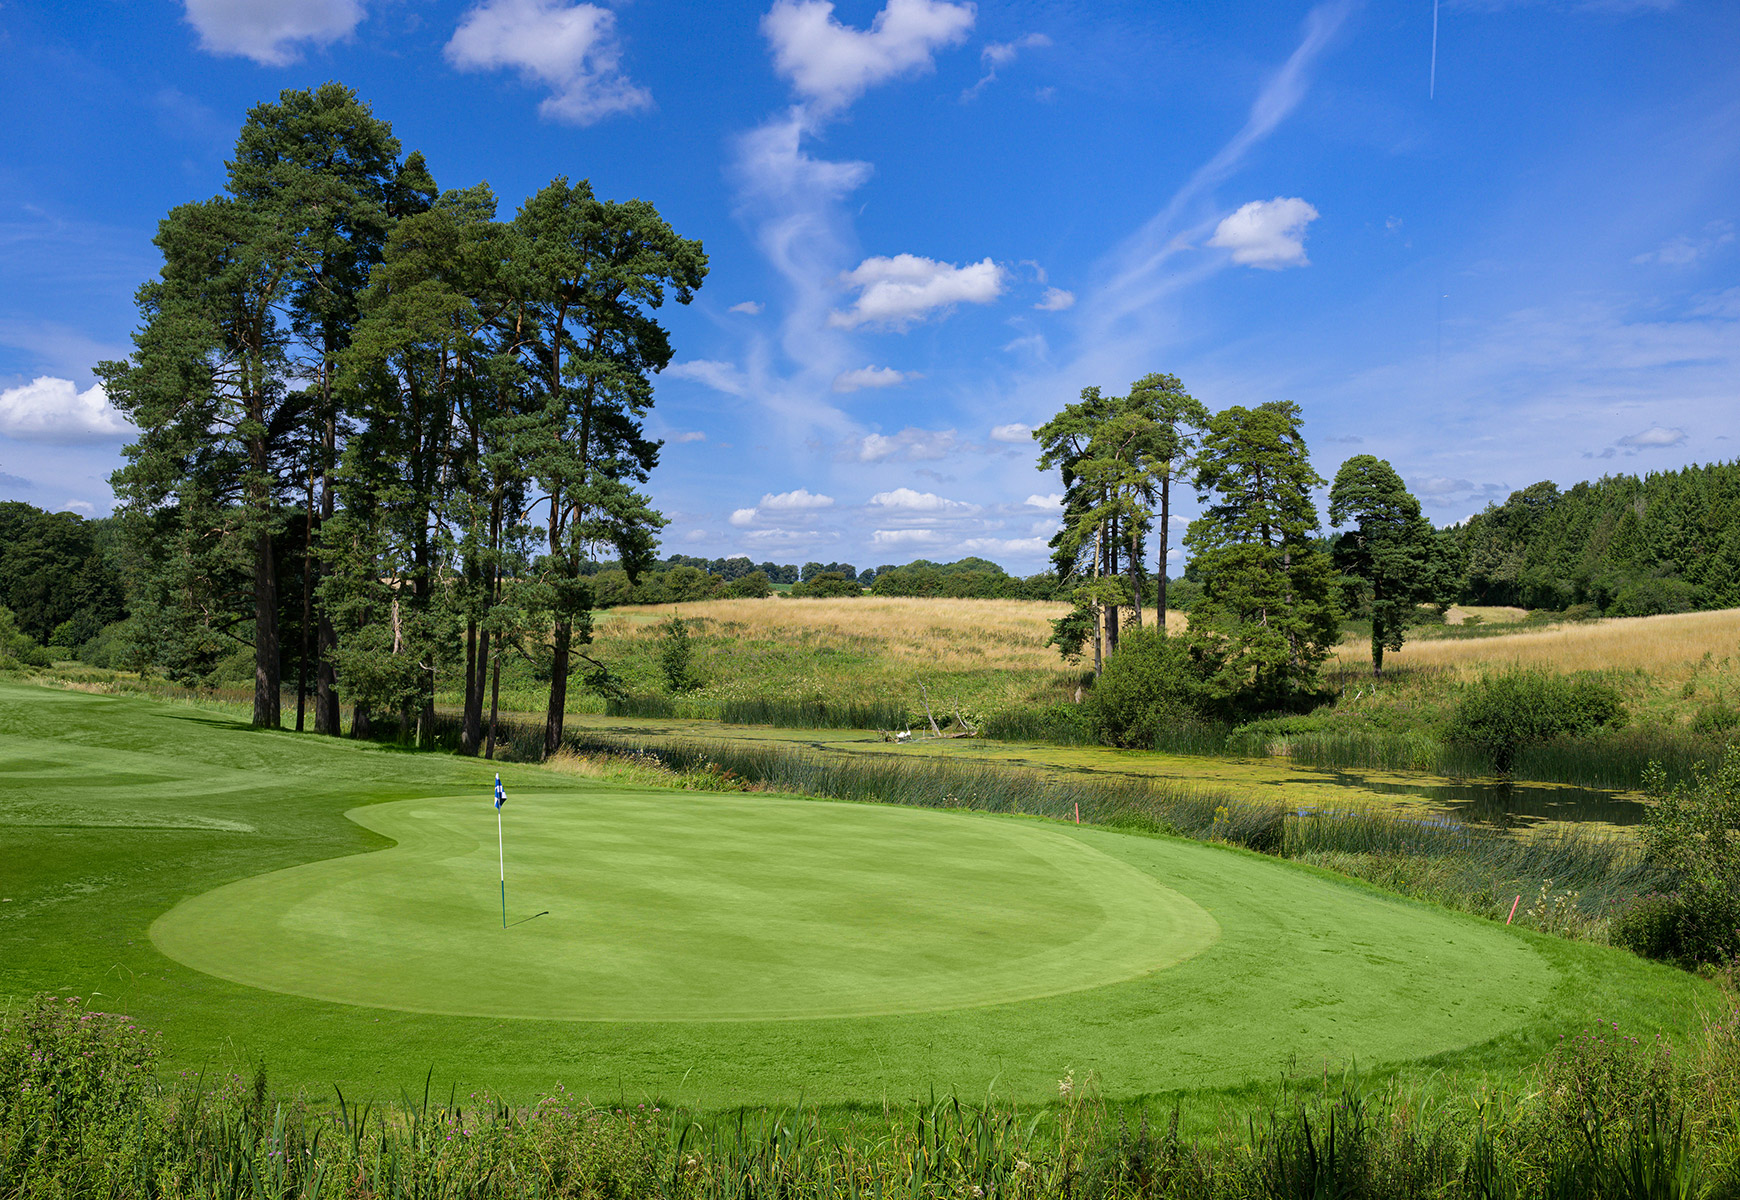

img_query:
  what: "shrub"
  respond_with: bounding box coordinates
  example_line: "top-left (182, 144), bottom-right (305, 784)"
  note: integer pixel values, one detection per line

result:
top-left (658, 616), bottom-right (700, 693)
top-left (0, 605), bottom-right (51, 669)
top-left (1445, 669), bottom-right (1627, 773)
top-left (1087, 628), bottom-right (1214, 749)
top-left (787, 571), bottom-right (860, 598)
top-left (724, 569), bottom-right (774, 599)
top-left (1633, 746), bottom-right (1740, 966)
top-left (1693, 700), bottom-right (1739, 737)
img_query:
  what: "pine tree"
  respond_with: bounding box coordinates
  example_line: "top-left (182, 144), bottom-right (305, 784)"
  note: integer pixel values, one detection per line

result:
top-left (1328, 454), bottom-right (1447, 674)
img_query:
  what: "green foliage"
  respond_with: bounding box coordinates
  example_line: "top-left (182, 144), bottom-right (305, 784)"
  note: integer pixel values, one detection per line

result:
top-left (0, 503), bottom-right (125, 646)
top-left (787, 571), bottom-right (860, 597)
top-left (1328, 454), bottom-right (1449, 674)
top-left (1630, 746), bottom-right (1740, 966)
top-left (1448, 460), bottom-right (1740, 614)
top-left (0, 606), bottom-right (52, 669)
top-left (1185, 400), bottom-right (1341, 711)
top-left (724, 569), bottom-right (774, 598)
top-left (1445, 669), bottom-right (1628, 773)
top-left (658, 616), bottom-right (700, 692)
top-left (1087, 628), bottom-right (1216, 748)
top-left (719, 696), bottom-right (910, 729)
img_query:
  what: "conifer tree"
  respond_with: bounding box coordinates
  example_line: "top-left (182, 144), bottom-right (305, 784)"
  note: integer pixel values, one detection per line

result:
top-left (1328, 454), bottom-right (1447, 674)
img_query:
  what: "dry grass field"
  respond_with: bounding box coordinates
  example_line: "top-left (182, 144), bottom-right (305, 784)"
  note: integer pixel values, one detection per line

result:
top-left (1339, 607), bottom-right (1740, 680)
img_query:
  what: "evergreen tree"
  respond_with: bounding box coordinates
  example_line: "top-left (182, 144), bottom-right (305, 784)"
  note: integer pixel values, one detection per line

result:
top-left (1185, 400), bottom-right (1339, 711)
top-left (1328, 455), bottom-right (1447, 674)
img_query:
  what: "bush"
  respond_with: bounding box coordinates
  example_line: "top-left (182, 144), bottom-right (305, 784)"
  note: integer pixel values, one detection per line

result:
top-left (658, 616), bottom-right (700, 693)
top-left (1693, 701), bottom-right (1739, 737)
top-left (1088, 628), bottom-right (1214, 749)
top-left (1445, 669), bottom-right (1627, 773)
top-left (0, 605), bottom-right (51, 669)
top-left (787, 571), bottom-right (860, 598)
top-left (724, 569), bottom-right (774, 599)
top-left (1633, 746), bottom-right (1740, 966)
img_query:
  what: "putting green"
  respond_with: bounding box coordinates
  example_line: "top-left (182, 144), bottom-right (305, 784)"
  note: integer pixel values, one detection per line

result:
top-left (150, 792), bottom-right (1219, 1020)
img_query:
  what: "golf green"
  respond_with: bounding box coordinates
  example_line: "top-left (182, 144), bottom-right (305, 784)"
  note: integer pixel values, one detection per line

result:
top-left (1, 680), bottom-right (1718, 1103)
top-left (151, 792), bottom-right (1218, 1020)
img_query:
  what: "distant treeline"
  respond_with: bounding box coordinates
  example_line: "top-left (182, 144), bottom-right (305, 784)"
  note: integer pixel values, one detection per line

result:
top-left (574, 555), bottom-right (1102, 605)
top-left (1446, 459), bottom-right (1740, 615)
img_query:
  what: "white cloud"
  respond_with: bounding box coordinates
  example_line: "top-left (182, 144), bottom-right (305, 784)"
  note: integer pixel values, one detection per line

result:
top-left (854, 427), bottom-right (960, 462)
top-left (728, 300), bottom-right (765, 315)
top-left (1616, 425), bottom-right (1688, 448)
top-left (832, 365), bottom-right (914, 392)
top-left (761, 487), bottom-right (835, 510)
top-left (830, 254), bottom-right (1005, 330)
top-left (962, 31), bottom-right (1050, 99)
top-left (870, 528), bottom-right (943, 547)
top-left (1632, 222), bottom-right (1734, 267)
top-left (1207, 197), bottom-right (1321, 269)
top-left (1033, 287), bottom-right (1075, 311)
top-left (1413, 476), bottom-right (1475, 497)
top-left (763, 0), bottom-right (975, 114)
top-left (959, 536), bottom-right (1047, 556)
top-left (662, 359), bottom-right (750, 396)
top-left (667, 430), bottom-right (707, 443)
top-left (991, 422), bottom-right (1033, 443)
top-left (868, 487), bottom-right (977, 512)
top-left (0, 377), bottom-right (132, 442)
top-left (446, 0), bottom-right (652, 125)
top-left (1024, 492), bottom-right (1063, 509)
top-left (181, 0), bottom-right (364, 65)
top-left (61, 500), bottom-right (95, 516)
top-left (744, 528), bottom-right (826, 544)
top-left (729, 508), bottom-right (759, 527)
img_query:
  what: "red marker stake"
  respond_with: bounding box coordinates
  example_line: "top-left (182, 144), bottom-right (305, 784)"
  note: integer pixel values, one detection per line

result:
top-left (1506, 895), bottom-right (1521, 926)
top-left (1074, 802), bottom-right (1080, 827)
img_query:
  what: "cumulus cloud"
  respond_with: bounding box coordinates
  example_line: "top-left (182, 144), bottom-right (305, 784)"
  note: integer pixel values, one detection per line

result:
top-left (1616, 425), bottom-right (1688, 448)
top-left (763, 0), bottom-right (975, 114)
top-left (1033, 287), bottom-right (1075, 311)
top-left (989, 423), bottom-right (1034, 443)
top-left (729, 508), bottom-right (759, 527)
top-left (832, 365), bottom-right (915, 392)
top-left (61, 500), bottom-right (95, 516)
top-left (959, 536), bottom-right (1048, 555)
top-left (868, 487), bottom-right (977, 512)
top-left (0, 377), bottom-right (132, 442)
top-left (728, 300), bottom-right (765, 315)
top-left (181, 0), bottom-right (364, 65)
top-left (962, 31), bottom-right (1049, 99)
top-left (761, 487), bottom-right (836, 510)
top-left (1024, 492), bottom-right (1063, 508)
top-left (853, 427), bottom-right (960, 462)
top-left (1207, 196), bottom-right (1320, 269)
top-left (662, 359), bottom-right (750, 396)
top-left (870, 528), bottom-right (943, 547)
top-left (446, 0), bottom-right (652, 125)
top-left (830, 254), bottom-right (1005, 330)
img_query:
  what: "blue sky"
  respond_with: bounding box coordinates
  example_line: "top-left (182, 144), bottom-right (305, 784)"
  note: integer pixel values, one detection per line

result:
top-left (1, 0), bottom-right (1735, 573)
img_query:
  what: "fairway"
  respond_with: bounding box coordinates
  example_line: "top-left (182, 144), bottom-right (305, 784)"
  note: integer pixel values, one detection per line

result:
top-left (151, 792), bottom-right (1217, 1020)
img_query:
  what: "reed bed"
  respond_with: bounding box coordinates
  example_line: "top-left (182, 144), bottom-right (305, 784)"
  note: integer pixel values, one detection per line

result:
top-left (6, 993), bottom-right (1737, 1199)
top-left (719, 695), bottom-right (912, 730)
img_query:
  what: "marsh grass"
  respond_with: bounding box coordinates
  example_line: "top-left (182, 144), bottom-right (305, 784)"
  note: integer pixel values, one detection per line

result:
top-left (6, 993), bottom-right (1737, 1199)
top-left (719, 695), bottom-right (912, 730)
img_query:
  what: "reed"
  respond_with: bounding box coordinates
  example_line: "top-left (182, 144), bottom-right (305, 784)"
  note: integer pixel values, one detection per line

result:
top-left (718, 695), bottom-right (911, 730)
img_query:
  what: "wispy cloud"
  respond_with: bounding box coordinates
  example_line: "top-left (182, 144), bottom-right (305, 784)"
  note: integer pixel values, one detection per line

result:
top-left (833, 365), bottom-right (916, 392)
top-left (961, 31), bottom-right (1050, 100)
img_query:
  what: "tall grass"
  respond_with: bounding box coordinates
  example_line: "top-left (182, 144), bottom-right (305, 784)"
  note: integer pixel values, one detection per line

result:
top-left (719, 695), bottom-right (911, 730)
top-left (6, 993), bottom-right (1736, 1199)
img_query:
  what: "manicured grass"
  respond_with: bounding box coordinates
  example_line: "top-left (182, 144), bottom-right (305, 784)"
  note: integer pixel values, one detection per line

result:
top-left (0, 679), bottom-right (1718, 1111)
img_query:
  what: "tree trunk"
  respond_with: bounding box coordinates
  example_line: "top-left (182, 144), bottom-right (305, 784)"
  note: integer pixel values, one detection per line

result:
top-left (545, 617), bottom-right (570, 759)
top-left (486, 647), bottom-right (501, 760)
top-left (1157, 470), bottom-right (1171, 630)
top-left (296, 470), bottom-right (314, 731)
top-left (352, 702), bottom-right (371, 740)
top-left (252, 528), bottom-right (280, 728)
top-left (1127, 522), bottom-right (1143, 631)
top-left (1092, 525), bottom-right (1103, 677)
top-left (461, 617), bottom-right (481, 755)
top-left (313, 409), bottom-right (340, 735)
top-left (1104, 515), bottom-right (1120, 657)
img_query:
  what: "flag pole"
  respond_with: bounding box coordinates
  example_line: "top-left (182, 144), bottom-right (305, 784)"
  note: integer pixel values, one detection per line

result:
top-left (498, 806), bottom-right (506, 928)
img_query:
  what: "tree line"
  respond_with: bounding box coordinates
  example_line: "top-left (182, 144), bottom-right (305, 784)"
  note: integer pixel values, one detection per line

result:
top-left (97, 83), bottom-right (704, 754)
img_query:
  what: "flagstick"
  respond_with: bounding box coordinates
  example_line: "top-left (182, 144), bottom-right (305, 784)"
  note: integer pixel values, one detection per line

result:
top-left (498, 807), bottom-right (506, 929)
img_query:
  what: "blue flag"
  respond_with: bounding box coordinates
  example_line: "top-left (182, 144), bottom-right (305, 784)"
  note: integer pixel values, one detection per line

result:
top-left (494, 774), bottom-right (506, 810)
